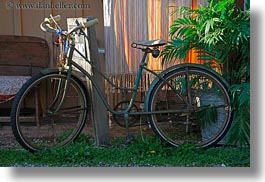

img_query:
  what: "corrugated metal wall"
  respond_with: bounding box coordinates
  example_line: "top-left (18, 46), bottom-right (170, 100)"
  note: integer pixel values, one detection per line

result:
top-left (103, 0), bottom-right (208, 75)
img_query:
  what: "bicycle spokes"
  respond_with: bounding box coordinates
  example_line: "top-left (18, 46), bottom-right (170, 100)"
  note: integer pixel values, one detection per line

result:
top-left (148, 66), bottom-right (232, 148)
top-left (12, 73), bottom-right (88, 152)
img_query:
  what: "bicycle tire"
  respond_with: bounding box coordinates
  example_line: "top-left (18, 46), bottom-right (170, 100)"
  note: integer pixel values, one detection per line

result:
top-left (147, 65), bottom-right (232, 148)
top-left (10, 71), bottom-right (89, 152)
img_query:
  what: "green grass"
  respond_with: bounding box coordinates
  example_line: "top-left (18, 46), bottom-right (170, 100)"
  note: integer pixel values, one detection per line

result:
top-left (0, 135), bottom-right (250, 167)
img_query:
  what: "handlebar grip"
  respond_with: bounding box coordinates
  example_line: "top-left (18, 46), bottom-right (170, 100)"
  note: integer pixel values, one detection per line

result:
top-left (83, 19), bottom-right (99, 28)
top-left (44, 15), bottom-right (61, 24)
top-left (50, 15), bottom-right (61, 22)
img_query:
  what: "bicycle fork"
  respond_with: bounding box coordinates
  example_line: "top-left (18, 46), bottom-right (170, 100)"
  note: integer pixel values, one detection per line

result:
top-left (47, 68), bottom-right (72, 115)
top-left (47, 40), bottom-right (75, 115)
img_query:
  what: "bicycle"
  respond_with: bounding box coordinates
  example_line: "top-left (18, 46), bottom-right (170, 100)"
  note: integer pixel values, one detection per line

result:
top-left (10, 15), bottom-right (233, 152)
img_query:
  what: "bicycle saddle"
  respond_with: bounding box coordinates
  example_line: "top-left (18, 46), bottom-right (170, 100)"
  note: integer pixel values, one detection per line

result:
top-left (131, 39), bottom-right (166, 48)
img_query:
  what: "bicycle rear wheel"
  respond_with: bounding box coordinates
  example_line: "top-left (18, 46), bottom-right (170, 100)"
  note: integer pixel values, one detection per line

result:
top-left (147, 66), bottom-right (232, 148)
top-left (10, 72), bottom-right (89, 152)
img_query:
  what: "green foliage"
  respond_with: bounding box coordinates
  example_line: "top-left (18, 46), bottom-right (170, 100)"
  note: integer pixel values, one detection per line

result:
top-left (228, 82), bottom-right (250, 146)
top-left (0, 136), bottom-right (249, 167)
top-left (162, 0), bottom-right (250, 76)
top-left (195, 107), bottom-right (218, 128)
top-left (161, 0), bottom-right (250, 146)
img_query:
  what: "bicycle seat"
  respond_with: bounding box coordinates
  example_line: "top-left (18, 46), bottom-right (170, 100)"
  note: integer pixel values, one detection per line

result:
top-left (131, 39), bottom-right (166, 48)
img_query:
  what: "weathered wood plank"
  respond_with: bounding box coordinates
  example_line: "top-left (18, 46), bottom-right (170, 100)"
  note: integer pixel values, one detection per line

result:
top-left (0, 35), bottom-right (49, 70)
top-left (86, 17), bottom-right (109, 145)
top-left (0, 65), bottom-right (43, 76)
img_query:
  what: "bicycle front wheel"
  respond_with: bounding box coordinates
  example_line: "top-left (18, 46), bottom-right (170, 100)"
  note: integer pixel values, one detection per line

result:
top-left (11, 72), bottom-right (89, 152)
top-left (147, 65), bottom-right (232, 148)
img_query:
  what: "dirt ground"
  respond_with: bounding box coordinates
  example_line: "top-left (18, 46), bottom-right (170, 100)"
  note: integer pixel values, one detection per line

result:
top-left (0, 120), bottom-right (156, 149)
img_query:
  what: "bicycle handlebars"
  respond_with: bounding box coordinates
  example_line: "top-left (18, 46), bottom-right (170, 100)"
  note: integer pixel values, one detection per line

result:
top-left (40, 15), bottom-right (99, 34)
top-left (45, 15), bottom-right (61, 24)
top-left (40, 21), bottom-right (57, 33)
top-left (67, 19), bottom-right (99, 34)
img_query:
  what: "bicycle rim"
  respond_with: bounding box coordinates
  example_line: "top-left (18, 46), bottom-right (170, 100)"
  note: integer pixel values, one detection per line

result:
top-left (148, 67), bottom-right (232, 148)
top-left (11, 73), bottom-right (88, 152)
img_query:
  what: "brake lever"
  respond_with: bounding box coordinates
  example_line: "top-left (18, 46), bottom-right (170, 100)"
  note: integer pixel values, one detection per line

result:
top-left (73, 19), bottom-right (85, 36)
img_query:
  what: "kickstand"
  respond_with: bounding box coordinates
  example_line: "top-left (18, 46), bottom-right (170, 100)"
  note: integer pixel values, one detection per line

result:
top-left (124, 113), bottom-right (134, 144)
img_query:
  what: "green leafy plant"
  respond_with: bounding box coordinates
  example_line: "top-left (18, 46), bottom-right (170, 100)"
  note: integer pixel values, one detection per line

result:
top-left (161, 0), bottom-right (250, 146)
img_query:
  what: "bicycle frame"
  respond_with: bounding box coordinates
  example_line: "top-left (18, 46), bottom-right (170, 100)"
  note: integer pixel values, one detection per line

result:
top-left (50, 30), bottom-right (188, 116)
top-left (10, 15), bottom-right (234, 152)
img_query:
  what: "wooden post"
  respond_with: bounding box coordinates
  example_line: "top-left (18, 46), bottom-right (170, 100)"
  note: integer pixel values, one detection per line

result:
top-left (86, 17), bottom-right (110, 145)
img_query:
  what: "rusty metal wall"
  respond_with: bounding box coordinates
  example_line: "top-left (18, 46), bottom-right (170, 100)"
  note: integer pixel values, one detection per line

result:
top-left (103, 0), bottom-right (208, 75)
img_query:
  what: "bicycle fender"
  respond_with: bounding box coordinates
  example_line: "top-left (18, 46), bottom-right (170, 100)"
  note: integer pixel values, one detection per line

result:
top-left (144, 63), bottom-right (229, 111)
